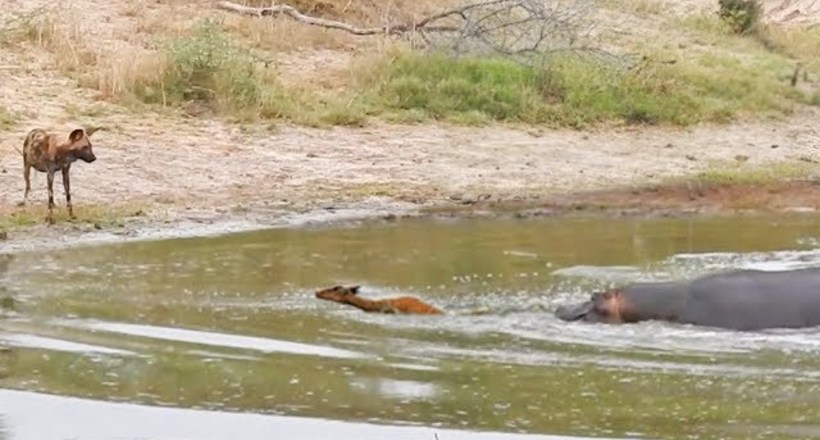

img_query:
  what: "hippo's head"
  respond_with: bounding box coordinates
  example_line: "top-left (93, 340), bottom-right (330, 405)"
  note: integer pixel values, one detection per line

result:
top-left (555, 289), bottom-right (626, 324)
top-left (315, 285), bottom-right (360, 302)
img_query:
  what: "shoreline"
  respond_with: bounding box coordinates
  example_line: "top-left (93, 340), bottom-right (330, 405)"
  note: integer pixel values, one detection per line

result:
top-left (2, 178), bottom-right (818, 254)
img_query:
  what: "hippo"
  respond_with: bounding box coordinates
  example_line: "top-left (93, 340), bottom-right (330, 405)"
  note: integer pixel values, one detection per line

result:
top-left (555, 267), bottom-right (820, 331)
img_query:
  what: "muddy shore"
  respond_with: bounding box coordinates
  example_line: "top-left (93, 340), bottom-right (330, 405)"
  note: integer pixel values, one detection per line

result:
top-left (2, 175), bottom-right (818, 254)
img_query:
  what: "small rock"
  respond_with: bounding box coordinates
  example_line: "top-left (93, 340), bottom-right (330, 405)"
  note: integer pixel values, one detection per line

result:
top-left (663, 143), bottom-right (674, 149)
top-left (93, 223), bottom-right (102, 230)
top-left (461, 194), bottom-right (491, 205)
top-left (449, 194), bottom-right (463, 201)
top-left (685, 154), bottom-right (697, 161)
top-left (306, 152), bottom-right (319, 158)
top-left (735, 155), bottom-right (750, 163)
top-left (783, 206), bottom-right (816, 213)
top-left (771, 144), bottom-right (780, 149)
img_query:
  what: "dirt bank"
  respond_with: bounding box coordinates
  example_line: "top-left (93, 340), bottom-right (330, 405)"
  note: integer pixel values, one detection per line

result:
top-left (1, 103), bottom-right (819, 253)
top-left (0, 112), bottom-right (820, 251)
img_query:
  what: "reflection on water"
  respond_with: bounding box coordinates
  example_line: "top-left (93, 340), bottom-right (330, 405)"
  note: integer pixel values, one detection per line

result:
top-left (1, 214), bottom-right (820, 439)
top-left (0, 333), bottom-right (136, 356)
top-left (57, 320), bottom-right (371, 359)
top-left (0, 389), bottom-right (626, 440)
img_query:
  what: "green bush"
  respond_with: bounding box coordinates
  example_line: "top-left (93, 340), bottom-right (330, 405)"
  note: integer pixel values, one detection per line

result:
top-left (0, 106), bottom-right (17, 130)
top-left (360, 50), bottom-right (759, 127)
top-left (717, 0), bottom-right (762, 34)
top-left (133, 19), bottom-right (292, 120)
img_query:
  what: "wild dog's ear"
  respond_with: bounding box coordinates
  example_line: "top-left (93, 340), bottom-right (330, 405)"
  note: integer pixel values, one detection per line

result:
top-left (69, 129), bottom-right (86, 142)
top-left (85, 126), bottom-right (103, 137)
top-left (349, 286), bottom-right (361, 295)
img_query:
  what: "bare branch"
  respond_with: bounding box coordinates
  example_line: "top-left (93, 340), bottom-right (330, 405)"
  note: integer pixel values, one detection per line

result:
top-left (217, 1), bottom-right (459, 35)
top-left (217, 0), bottom-right (616, 67)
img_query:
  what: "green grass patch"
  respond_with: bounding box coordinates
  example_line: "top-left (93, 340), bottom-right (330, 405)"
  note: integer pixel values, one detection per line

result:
top-left (130, 19), bottom-right (293, 121)
top-left (124, 19), bottom-right (365, 126)
top-left (679, 161), bottom-right (815, 185)
top-left (0, 106), bottom-right (18, 130)
top-left (82, 16), bottom-right (819, 129)
top-left (355, 47), bottom-right (809, 127)
top-left (0, 203), bottom-right (146, 230)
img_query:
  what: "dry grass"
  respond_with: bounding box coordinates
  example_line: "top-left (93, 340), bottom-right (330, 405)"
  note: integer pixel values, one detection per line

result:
top-left (758, 24), bottom-right (820, 68)
top-left (17, 8), bottom-right (97, 75)
top-left (223, 14), bottom-right (358, 52)
top-left (92, 46), bottom-right (166, 101)
top-left (596, 0), bottom-right (666, 16)
top-left (240, 0), bottom-right (449, 24)
top-left (221, 0), bottom-right (452, 52)
top-left (1, 0), bottom-right (818, 129)
top-left (9, 6), bottom-right (156, 101)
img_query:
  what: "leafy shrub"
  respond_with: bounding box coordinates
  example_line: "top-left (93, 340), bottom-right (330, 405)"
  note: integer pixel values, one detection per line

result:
top-left (717, 0), bottom-right (762, 34)
top-left (132, 19), bottom-right (292, 120)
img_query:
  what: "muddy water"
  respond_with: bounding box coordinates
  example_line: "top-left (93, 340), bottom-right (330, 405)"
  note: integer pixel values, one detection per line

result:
top-left (1, 214), bottom-right (820, 440)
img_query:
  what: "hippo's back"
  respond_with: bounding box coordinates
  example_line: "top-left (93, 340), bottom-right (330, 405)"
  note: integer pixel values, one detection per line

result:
top-left (681, 268), bottom-right (820, 331)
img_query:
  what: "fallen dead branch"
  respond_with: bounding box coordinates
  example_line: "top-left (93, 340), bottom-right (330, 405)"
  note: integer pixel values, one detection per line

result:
top-left (217, 0), bottom-right (605, 64)
top-left (216, 1), bottom-right (459, 35)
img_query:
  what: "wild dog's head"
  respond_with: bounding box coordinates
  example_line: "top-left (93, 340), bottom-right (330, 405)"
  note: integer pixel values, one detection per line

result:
top-left (67, 128), bottom-right (98, 163)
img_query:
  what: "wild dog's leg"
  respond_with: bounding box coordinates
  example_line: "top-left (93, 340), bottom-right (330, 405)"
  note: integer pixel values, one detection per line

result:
top-left (46, 170), bottom-right (55, 224)
top-left (62, 166), bottom-right (74, 219)
top-left (19, 164), bottom-right (31, 206)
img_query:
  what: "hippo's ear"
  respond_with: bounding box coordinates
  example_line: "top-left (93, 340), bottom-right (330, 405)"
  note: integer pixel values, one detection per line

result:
top-left (596, 290), bottom-right (618, 301)
top-left (69, 129), bottom-right (86, 142)
top-left (350, 286), bottom-right (361, 295)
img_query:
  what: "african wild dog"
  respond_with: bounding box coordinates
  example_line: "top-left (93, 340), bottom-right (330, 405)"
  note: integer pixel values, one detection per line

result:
top-left (18, 127), bottom-right (98, 224)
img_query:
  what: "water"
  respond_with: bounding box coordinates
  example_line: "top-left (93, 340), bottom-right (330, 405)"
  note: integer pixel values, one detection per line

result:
top-left (1, 214), bottom-right (820, 440)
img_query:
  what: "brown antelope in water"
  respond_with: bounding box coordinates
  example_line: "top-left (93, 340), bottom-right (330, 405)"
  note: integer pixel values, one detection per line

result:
top-left (315, 285), bottom-right (444, 315)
